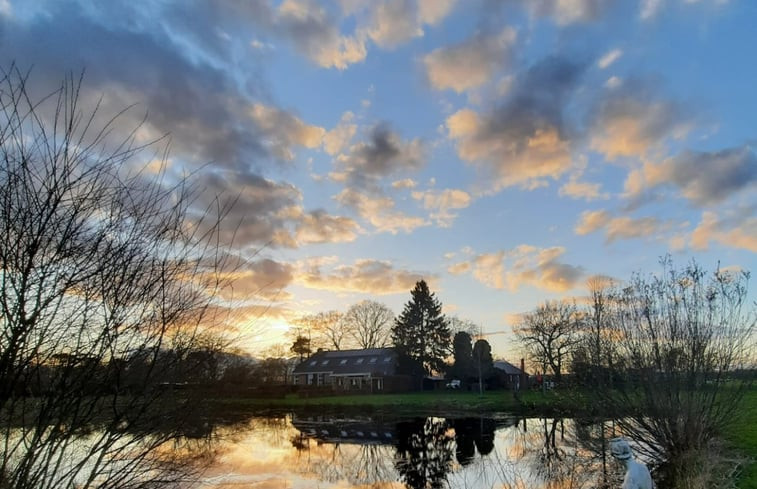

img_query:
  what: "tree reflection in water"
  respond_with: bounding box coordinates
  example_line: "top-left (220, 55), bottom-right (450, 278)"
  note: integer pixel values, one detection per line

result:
top-left (192, 412), bottom-right (640, 489)
top-left (394, 417), bottom-right (455, 488)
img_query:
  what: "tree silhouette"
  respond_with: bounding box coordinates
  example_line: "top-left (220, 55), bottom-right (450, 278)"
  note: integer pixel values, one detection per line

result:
top-left (392, 280), bottom-right (450, 377)
top-left (394, 418), bottom-right (454, 489)
top-left (0, 68), bottom-right (235, 489)
top-left (472, 339), bottom-right (494, 392)
top-left (290, 335), bottom-right (312, 361)
top-left (514, 300), bottom-right (581, 382)
top-left (344, 300), bottom-right (395, 349)
top-left (449, 331), bottom-right (474, 383)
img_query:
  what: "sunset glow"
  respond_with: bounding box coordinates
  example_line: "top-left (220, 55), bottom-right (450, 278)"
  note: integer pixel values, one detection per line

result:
top-left (4, 0), bottom-right (755, 358)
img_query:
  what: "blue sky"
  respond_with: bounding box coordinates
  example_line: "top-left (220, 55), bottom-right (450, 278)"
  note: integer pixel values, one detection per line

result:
top-left (3, 0), bottom-right (755, 358)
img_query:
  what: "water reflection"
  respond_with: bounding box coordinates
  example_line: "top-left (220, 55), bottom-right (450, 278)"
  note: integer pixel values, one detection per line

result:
top-left (194, 413), bottom-right (635, 489)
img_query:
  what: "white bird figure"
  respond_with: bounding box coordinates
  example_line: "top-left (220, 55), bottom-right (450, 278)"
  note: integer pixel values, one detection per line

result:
top-left (609, 437), bottom-right (654, 489)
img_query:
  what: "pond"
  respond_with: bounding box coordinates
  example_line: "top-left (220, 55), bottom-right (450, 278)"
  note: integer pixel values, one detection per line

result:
top-left (189, 412), bottom-right (638, 489)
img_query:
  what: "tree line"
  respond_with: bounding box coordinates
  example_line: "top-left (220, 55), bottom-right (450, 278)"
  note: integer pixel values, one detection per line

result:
top-left (513, 259), bottom-right (755, 487)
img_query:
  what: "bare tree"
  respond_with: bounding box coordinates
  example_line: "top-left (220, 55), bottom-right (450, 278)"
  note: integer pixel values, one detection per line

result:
top-left (577, 275), bottom-right (618, 387)
top-left (600, 260), bottom-right (755, 486)
top-left (293, 311), bottom-right (347, 351)
top-left (514, 300), bottom-right (582, 383)
top-left (343, 300), bottom-right (394, 349)
top-left (0, 68), bottom-right (235, 488)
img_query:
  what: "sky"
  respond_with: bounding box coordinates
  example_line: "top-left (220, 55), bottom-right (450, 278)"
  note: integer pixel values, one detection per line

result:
top-left (2, 0), bottom-right (755, 359)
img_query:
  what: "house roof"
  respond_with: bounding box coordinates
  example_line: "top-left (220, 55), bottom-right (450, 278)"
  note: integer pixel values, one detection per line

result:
top-left (493, 360), bottom-right (524, 376)
top-left (292, 348), bottom-right (397, 376)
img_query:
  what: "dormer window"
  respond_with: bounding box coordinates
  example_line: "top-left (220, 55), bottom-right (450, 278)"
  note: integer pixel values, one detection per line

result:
top-left (369, 357), bottom-right (377, 363)
top-left (322, 360), bottom-right (329, 365)
top-left (356, 358), bottom-right (364, 364)
top-left (340, 359), bottom-right (348, 365)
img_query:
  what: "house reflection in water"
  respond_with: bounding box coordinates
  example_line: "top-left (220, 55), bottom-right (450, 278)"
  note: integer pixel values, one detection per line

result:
top-left (198, 414), bottom-right (627, 489)
top-left (291, 414), bottom-right (519, 489)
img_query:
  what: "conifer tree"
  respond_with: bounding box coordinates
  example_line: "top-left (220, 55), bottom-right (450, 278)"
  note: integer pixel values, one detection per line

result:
top-left (449, 331), bottom-right (474, 381)
top-left (392, 280), bottom-right (451, 375)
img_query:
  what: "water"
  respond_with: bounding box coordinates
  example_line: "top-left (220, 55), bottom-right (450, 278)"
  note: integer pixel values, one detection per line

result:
top-left (190, 413), bottom-right (631, 489)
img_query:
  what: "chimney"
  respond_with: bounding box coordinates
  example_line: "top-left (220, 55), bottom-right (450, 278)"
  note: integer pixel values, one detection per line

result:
top-left (520, 358), bottom-right (526, 388)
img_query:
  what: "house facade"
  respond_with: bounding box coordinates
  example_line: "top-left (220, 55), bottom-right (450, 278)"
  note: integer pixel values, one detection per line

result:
top-left (493, 360), bottom-right (526, 389)
top-left (292, 348), bottom-right (399, 392)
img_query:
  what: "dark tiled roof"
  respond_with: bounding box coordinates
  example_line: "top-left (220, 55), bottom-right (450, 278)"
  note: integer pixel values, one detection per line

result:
top-left (292, 348), bottom-right (397, 376)
top-left (493, 360), bottom-right (524, 375)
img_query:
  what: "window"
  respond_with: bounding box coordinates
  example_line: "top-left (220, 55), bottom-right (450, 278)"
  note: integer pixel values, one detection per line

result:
top-left (383, 356), bottom-right (392, 362)
top-left (369, 357), bottom-right (377, 363)
top-left (340, 359), bottom-right (348, 365)
top-left (322, 360), bottom-right (329, 365)
top-left (356, 358), bottom-right (364, 364)
top-left (309, 360), bottom-right (317, 366)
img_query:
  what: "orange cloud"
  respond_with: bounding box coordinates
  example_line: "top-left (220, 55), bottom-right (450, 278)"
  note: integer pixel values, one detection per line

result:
top-left (447, 245), bottom-right (583, 292)
top-left (423, 28), bottom-right (516, 93)
top-left (295, 257), bottom-right (433, 295)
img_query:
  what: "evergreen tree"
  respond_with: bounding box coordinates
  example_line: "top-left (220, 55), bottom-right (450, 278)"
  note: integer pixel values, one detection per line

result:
top-left (449, 331), bottom-right (473, 381)
top-left (472, 339), bottom-right (494, 392)
top-left (392, 280), bottom-right (451, 375)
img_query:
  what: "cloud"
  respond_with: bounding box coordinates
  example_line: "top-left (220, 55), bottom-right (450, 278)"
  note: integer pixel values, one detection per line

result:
top-left (361, 0), bottom-right (457, 49)
top-left (391, 178), bottom-right (418, 189)
top-left (521, 0), bottom-right (614, 25)
top-left (640, 0), bottom-right (664, 19)
top-left (292, 209), bottom-right (363, 245)
top-left (276, 0), bottom-right (367, 69)
top-left (323, 111), bottom-right (358, 155)
top-left (412, 188), bottom-right (472, 226)
top-left (446, 56), bottom-right (586, 191)
top-left (640, 0), bottom-right (731, 21)
top-left (472, 252), bottom-right (506, 289)
top-left (574, 209), bottom-right (673, 242)
top-left (219, 259), bottom-right (295, 302)
top-left (589, 81), bottom-right (691, 161)
top-left (574, 209), bottom-right (611, 235)
top-left (418, 0), bottom-right (457, 25)
top-left (334, 188), bottom-right (428, 234)
top-left (624, 145), bottom-right (757, 206)
top-left (364, 0), bottom-right (423, 48)
top-left (449, 245), bottom-right (584, 292)
top-left (249, 104), bottom-right (326, 161)
top-left (295, 257), bottom-right (432, 294)
top-left (197, 172), bottom-right (360, 249)
top-left (0, 2), bottom-right (277, 173)
top-left (689, 210), bottom-right (757, 252)
top-left (559, 176), bottom-right (609, 201)
top-left (505, 245), bottom-right (584, 292)
top-left (597, 48), bottom-right (622, 69)
top-left (423, 28), bottom-right (517, 93)
top-left (333, 123), bottom-right (425, 188)
top-left (447, 262), bottom-right (472, 275)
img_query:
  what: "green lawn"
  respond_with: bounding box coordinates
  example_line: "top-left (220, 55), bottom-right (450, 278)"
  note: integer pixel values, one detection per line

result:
top-left (726, 387), bottom-right (757, 489)
top-left (215, 388), bottom-right (590, 416)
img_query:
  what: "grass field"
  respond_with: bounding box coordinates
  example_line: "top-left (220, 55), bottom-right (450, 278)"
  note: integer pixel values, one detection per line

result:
top-left (726, 387), bottom-right (757, 489)
top-left (216, 388), bottom-right (591, 416)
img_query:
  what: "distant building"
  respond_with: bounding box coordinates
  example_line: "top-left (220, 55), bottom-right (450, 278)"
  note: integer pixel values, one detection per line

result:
top-left (292, 348), bottom-right (401, 392)
top-left (493, 360), bottom-right (526, 389)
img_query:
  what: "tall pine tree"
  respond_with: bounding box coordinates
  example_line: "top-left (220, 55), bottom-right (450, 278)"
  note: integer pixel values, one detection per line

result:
top-left (392, 280), bottom-right (451, 376)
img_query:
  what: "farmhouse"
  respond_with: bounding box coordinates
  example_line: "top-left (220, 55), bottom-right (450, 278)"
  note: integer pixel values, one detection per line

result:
top-left (493, 360), bottom-right (527, 389)
top-left (292, 348), bottom-right (399, 392)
